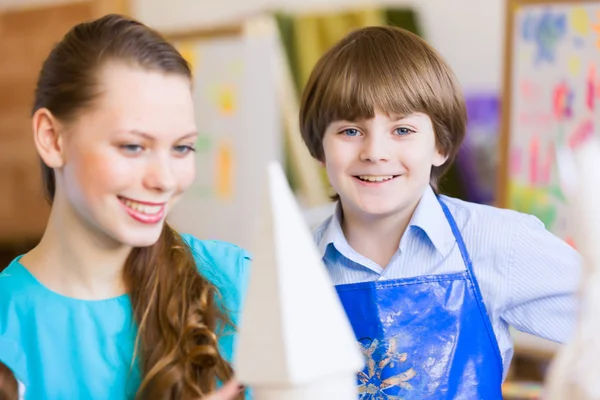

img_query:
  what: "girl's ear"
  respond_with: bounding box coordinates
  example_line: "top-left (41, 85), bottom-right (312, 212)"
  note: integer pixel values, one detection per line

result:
top-left (33, 108), bottom-right (66, 169)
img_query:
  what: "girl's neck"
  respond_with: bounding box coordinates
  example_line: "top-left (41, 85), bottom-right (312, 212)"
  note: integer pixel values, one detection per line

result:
top-left (21, 198), bottom-right (131, 300)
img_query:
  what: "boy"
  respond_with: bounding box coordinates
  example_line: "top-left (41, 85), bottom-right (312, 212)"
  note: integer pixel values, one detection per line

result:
top-left (299, 26), bottom-right (580, 399)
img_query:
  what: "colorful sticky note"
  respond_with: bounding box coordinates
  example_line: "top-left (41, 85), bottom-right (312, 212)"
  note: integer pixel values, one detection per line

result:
top-left (552, 82), bottom-right (574, 120)
top-left (587, 64), bottom-right (597, 111)
top-left (208, 83), bottom-right (237, 116)
top-left (568, 120), bottom-right (594, 149)
top-left (215, 142), bottom-right (234, 200)
top-left (195, 134), bottom-right (213, 152)
top-left (508, 181), bottom-right (559, 230)
top-left (218, 85), bottom-right (236, 115)
top-left (593, 11), bottom-right (600, 48)
top-left (570, 7), bottom-right (590, 36)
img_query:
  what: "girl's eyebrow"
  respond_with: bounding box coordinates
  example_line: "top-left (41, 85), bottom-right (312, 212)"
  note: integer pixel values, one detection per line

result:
top-left (113, 129), bottom-right (198, 140)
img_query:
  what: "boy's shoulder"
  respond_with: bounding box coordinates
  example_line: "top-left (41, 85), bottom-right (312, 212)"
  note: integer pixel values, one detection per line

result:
top-left (439, 195), bottom-right (560, 260)
top-left (439, 194), bottom-right (543, 230)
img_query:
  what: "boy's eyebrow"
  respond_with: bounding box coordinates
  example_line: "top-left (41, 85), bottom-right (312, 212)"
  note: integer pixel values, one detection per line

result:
top-left (328, 119), bottom-right (355, 126)
top-left (389, 113), bottom-right (413, 121)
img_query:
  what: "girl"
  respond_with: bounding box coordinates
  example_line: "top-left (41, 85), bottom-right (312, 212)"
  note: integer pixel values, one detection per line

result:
top-left (0, 14), bottom-right (248, 400)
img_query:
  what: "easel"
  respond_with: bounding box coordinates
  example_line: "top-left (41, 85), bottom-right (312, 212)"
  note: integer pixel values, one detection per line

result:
top-left (165, 17), bottom-right (329, 210)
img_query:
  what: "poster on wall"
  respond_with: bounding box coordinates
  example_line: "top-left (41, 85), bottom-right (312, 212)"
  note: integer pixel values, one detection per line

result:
top-left (500, 0), bottom-right (600, 246)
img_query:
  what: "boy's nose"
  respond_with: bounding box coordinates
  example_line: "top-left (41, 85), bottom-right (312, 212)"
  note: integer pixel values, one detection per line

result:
top-left (359, 136), bottom-right (391, 162)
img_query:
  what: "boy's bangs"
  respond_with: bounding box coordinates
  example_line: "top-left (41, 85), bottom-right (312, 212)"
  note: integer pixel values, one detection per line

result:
top-left (318, 42), bottom-right (428, 125)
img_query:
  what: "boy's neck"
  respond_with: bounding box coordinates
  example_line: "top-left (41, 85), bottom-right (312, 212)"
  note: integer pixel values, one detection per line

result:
top-left (340, 201), bottom-right (420, 269)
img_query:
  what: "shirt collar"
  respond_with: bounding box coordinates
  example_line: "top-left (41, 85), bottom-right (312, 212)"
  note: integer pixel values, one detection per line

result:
top-left (316, 186), bottom-right (456, 258)
top-left (317, 202), bottom-right (346, 258)
top-left (407, 185), bottom-right (456, 256)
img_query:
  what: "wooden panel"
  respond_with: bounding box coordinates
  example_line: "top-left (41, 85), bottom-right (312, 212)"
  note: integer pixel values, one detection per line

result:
top-left (0, 2), bottom-right (96, 243)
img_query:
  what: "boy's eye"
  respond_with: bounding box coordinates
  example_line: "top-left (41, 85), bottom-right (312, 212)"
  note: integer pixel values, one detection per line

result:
top-left (342, 128), bottom-right (360, 137)
top-left (173, 145), bottom-right (196, 155)
top-left (394, 127), bottom-right (414, 136)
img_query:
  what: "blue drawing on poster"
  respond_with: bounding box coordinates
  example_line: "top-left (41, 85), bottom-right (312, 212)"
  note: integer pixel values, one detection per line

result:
top-left (521, 9), bottom-right (567, 65)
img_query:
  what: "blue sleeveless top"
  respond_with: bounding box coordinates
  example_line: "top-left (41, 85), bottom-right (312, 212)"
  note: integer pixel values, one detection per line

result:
top-left (0, 234), bottom-right (251, 399)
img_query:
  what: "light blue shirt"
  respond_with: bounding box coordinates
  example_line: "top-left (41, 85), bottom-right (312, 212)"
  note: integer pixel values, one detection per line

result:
top-left (314, 185), bottom-right (581, 378)
top-left (0, 234), bottom-right (251, 400)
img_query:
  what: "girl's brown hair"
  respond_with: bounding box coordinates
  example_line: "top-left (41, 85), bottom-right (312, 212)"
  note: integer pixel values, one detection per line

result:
top-left (0, 362), bottom-right (18, 400)
top-left (299, 26), bottom-right (467, 191)
top-left (33, 14), bottom-right (238, 399)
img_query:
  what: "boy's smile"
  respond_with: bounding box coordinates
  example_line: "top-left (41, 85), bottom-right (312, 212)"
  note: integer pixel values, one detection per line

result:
top-left (354, 175), bottom-right (400, 183)
top-left (322, 110), bottom-right (447, 222)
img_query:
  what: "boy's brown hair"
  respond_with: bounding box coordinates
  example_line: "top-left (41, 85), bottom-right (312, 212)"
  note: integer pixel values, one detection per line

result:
top-left (299, 26), bottom-right (467, 192)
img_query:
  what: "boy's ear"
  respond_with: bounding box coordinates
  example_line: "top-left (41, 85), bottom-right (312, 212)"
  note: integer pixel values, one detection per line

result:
top-left (32, 108), bottom-right (66, 169)
top-left (432, 151), bottom-right (449, 167)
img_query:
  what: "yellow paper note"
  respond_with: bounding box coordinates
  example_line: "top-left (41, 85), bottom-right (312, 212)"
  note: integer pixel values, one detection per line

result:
top-left (571, 7), bottom-right (590, 36)
top-left (208, 83), bottom-right (237, 116)
top-left (218, 85), bottom-right (236, 116)
top-left (594, 11), bottom-right (600, 48)
top-left (215, 142), bottom-right (234, 200)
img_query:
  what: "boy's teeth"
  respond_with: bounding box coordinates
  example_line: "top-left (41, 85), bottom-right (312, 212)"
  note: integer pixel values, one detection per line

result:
top-left (122, 198), bottom-right (162, 215)
top-left (358, 175), bottom-right (394, 182)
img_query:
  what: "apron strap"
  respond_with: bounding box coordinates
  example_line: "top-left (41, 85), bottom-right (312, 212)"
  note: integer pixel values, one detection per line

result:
top-left (437, 197), bottom-right (475, 278)
top-left (437, 197), bottom-right (504, 373)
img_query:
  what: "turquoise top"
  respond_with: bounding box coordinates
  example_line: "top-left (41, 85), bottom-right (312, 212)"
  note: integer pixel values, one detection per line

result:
top-left (0, 234), bottom-right (251, 400)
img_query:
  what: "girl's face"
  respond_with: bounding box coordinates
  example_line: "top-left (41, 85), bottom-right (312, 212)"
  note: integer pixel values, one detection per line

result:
top-left (45, 62), bottom-right (197, 247)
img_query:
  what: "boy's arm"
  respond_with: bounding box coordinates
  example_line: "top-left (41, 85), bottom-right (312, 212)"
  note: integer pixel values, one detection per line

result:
top-left (502, 214), bottom-right (582, 343)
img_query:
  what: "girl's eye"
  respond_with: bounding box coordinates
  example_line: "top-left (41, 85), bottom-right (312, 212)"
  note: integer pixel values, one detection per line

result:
top-left (120, 144), bottom-right (144, 154)
top-left (173, 145), bottom-right (196, 155)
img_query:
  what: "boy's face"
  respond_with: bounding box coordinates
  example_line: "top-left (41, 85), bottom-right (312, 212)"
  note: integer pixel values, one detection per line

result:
top-left (321, 110), bottom-right (447, 220)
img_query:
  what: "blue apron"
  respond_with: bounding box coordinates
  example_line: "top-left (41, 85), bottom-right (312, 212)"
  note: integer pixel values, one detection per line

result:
top-left (335, 199), bottom-right (503, 399)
